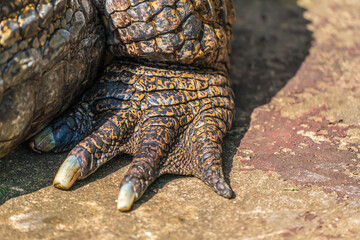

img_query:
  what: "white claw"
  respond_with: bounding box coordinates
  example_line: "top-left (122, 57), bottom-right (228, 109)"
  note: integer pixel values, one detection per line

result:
top-left (53, 155), bottom-right (81, 190)
top-left (117, 182), bottom-right (136, 211)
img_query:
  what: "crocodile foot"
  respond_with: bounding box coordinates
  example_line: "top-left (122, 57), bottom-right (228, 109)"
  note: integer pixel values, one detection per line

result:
top-left (31, 60), bottom-right (235, 211)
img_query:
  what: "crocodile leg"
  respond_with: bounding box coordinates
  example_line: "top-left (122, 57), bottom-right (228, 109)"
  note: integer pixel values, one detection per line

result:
top-left (31, 60), bottom-right (234, 211)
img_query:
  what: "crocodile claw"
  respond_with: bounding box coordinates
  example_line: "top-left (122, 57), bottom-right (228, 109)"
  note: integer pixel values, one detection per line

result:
top-left (53, 155), bottom-right (81, 190)
top-left (117, 183), bottom-right (136, 211)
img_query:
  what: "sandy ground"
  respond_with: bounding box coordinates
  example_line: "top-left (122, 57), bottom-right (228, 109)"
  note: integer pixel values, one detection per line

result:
top-left (1, 0), bottom-right (360, 239)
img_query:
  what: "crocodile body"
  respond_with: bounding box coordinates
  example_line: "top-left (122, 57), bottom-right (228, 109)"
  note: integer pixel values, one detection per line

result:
top-left (0, 0), bottom-right (105, 157)
top-left (0, 0), bottom-right (235, 211)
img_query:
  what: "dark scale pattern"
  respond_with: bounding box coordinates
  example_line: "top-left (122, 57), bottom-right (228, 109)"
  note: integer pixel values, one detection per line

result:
top-left (47, 61), bottom-right (235, 200)
top-left (101, 0), bottom-right (235, 71)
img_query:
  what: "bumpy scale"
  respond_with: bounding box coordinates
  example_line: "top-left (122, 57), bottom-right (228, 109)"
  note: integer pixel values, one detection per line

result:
top-left (31, 0), bottom-right (235, 211)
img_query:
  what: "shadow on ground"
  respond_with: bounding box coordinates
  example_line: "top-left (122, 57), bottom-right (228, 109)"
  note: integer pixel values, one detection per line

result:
top-left (0, 0), bottom-right (312, 206)
top-left (224, 0), bottom-right (312, 188)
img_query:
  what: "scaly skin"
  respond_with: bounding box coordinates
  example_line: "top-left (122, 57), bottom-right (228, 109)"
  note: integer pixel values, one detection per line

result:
top-left (32, 0), bottom-right (235, 148)
top-left (0, 0), bottom-right (105, 157)
top-left (33, 0), bottom-right (235, 211)
top-left (98, 0), bottom-right (235, 71)
top-left (34, 60), bottom-right (235, 210)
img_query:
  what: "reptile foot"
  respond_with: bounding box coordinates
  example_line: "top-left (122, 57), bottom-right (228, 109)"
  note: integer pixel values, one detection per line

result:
top-left (31, 61), bottom-right (235, 211)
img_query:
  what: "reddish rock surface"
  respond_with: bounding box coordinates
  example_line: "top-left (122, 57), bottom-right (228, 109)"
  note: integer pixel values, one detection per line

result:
top-left (234, 0), bottom-right (360, 205)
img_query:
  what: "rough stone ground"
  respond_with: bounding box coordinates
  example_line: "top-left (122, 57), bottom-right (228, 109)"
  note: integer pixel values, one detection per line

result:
top-left (1, 0), bottom-right (360, 239)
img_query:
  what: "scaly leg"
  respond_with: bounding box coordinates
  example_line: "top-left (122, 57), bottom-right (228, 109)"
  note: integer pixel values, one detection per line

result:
top-left (31, 61), bottom-right (235, 211)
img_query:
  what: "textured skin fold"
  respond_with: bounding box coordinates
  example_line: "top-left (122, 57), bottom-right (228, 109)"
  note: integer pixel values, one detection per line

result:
top-left (101, 0), bottom-right (235, 71)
